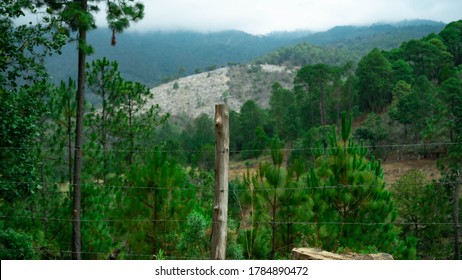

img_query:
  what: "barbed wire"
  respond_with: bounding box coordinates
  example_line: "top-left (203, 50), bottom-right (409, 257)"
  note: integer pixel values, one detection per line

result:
top-left (0, 247), bottom-right (208, 260)
top-left (1, 141), bottom-right (460, 153)
top-left (0, 215), bottom-right (187, 223)
top-left (0, 181), bottom-right (456, 193)
top-left (0, 215), bottom-right (455, 226)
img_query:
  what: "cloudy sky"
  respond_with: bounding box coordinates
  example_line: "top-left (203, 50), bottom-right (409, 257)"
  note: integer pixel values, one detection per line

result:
top-left (95, 0), bottom-right (461, 34)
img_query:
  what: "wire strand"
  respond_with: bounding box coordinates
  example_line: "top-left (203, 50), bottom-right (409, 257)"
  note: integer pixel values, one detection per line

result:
top-left (1, 141), bottom-right (460, 153)
top-left (0, 215), bottom-right (455, 226)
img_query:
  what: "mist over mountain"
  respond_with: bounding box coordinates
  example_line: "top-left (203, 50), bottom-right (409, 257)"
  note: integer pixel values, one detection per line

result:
top-left (46, 29), bottom-right (292, 88)
top-left (296, 20), bottom-right (446, 55)
top-left (45, 20), bottom-right (445, 88)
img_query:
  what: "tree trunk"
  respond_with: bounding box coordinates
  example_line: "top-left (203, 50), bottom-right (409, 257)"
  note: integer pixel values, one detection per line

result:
top-left (454, 180), bottom-right (460, 260)
top-left (72, 0), bottom-right (88, 260)
top-left (319, 81), bottom-right (326, 126)
top-left (40, 155), bottom-right (48, 239)
top-left (128, 101), bottom-right (134, 165)
top-left (271, 191), bottom-right (277, 259)
top-left (101, 66), bottom-right (107, 185)
top-left (68, 97), bottom-right (73, 186)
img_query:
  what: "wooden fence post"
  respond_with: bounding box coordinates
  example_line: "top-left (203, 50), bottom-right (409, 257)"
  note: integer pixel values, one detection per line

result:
top-left (211, 104), bottom-right (229, 260)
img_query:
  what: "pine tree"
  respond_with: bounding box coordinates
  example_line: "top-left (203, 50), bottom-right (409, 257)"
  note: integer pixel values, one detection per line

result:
top-left (437, 76), bottom-right (462, 259)
top-left (238, 138), bottom-right (305, 259)
top-left (356, 48), bottom-right (394, 112)
top-left (86, 58), bottom-right (122, 183)
top-left (37, 0), bottom-right (144, 259)
top-left (305, 113), bottom-right (398, 253)
top-left (391, 169), bottom-right (453, 259)
top-left (112, 148), bottom-right (195, 258)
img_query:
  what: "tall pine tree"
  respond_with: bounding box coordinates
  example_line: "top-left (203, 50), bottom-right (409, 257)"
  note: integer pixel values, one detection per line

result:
top-left (36, 0), bottom-right (144, 259)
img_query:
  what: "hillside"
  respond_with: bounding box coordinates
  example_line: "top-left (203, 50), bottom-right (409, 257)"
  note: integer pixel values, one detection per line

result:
top-left (255, 43), bottom-right (357, 66)
top-left (45, 29), bottom-right (294, 88)
top-left (301, 21), bottom-right (446, 54)
top-left (146, 64), bottom-right (295, 118)
top-left (256, 21), bottom-right (446, 66)
top-left (146, 21), bottom-right (448, 118)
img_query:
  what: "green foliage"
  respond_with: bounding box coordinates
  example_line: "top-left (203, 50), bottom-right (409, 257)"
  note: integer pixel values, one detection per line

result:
top-left (306, 22), bottom-right (445, 55)
top-left (46, 79), bottom-right (77, 181)
top-left (439, 20), bottom-right (462, 65)
top-left (355, 113), bottom-right (388, 152)
top-left (256, 42), bottom-right (356, 67)
top-left (397, 36), bottom-right (454, 82)
top-left (305, 113), bottom-right (398, 253)
top-left (294, 64), bottom-right (342, 126)
top-left (0, 84), bottom-right (48, 201)
top-left (85, 58), bottom-right (168, 176)
top-left (106, 0), bottom-right (144, 33)
top-left (289, 125), bottom-right (333, 167)
top-left (236, 140), bottom-right (306, 259)
top-left (80, 183), bottom-right (116, 259)
top-left (292, 63), bottom-right (354, 133)
top-left (392, 60), bottom-right (415, 84)
top-left (0, 228), bottom-right (36, 259)
top-left (438, 77), bottom-right (462, 144)
top-left (0, 0), bottom-right (66, 88)
top-left (269, 83), bottom-right (296, 140)
top-left (394, 237), bottom-right (417, 260)
top-left (177, 211), bottom-right (209, 259)
top-left (176, 211), bottom-right (243, 260)
top-left (237, 100), bottom-right (269, 159)
top-left (86, 58), bottom-right (123, 181)
top-left (390, 170), bottom-right (428, 227)
top-left (391, 170), bottom-right (454, 259)
top-left (356, 48), bottom-right (394, 112)
top-left (111, 148), bottom-right (195, 258)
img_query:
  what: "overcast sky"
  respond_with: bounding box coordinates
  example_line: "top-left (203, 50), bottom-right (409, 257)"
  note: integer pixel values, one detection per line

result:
top-left (8, 0), bottom-right (432, 35)
top-left (91, 0), bottom-right (462, 34)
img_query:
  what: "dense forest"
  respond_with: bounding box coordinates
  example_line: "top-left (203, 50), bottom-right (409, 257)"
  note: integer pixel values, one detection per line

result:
top-left (1, 1), bottom-right (461, 260)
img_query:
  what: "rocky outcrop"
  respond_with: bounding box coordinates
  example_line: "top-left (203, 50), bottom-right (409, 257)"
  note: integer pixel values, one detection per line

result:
top-left (145, 64), bottom-right (295, 118)
top-left (292, 247), bottom-right (394, 260)
top-left (146, 68), bottom-right (230, 119)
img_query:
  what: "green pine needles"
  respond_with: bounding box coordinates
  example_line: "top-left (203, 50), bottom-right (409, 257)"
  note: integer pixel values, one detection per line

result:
top-left (305, 113), bottom-right (398, 253)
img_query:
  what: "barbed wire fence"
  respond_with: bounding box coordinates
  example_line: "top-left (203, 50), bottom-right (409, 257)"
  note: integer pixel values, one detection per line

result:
top-left (1, 105), bottom-right (461, 259)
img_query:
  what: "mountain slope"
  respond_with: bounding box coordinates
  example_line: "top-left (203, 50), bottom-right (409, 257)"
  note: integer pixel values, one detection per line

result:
top-left (257, 21), bottom-right (446, 66)
top-left (300, 21), bottom-right (446, 55)
top-left (146, 65), bottom-right (295, 118)
top-left (46, 29), bottom-right (292, 87)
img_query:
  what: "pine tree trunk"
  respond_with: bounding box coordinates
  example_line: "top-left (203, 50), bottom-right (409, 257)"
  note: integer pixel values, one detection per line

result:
top-left (72, 0), bottom-right (88, 260)
top-left (454, 180), bottom-right (460, 260)
top-left (101, 65), bottom-right (107, 185)
top-left (271, 191), bottom-right (276, 260)
top-left (68, 97), bottom-right (73, 186)
top-left (319, 81), bottom-right (326, 126)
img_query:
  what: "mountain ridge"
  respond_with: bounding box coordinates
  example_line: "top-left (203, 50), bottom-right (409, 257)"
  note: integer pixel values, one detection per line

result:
top-left (46, 19), bottom-right (445, 88)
